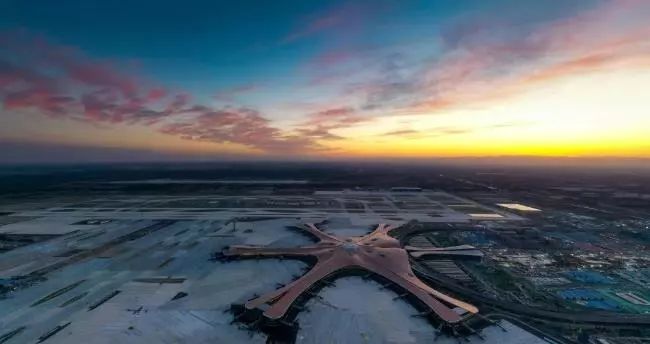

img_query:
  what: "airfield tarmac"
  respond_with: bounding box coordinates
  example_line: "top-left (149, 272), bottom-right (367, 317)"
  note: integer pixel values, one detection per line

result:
top-left (0, 191), bottom-right (547, 343)
top-left (4, 190), bottom-right (522, 227)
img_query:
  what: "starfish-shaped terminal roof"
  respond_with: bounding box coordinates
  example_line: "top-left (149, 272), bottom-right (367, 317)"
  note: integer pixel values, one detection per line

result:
top-left (223, 223), bottom-right (478, 324)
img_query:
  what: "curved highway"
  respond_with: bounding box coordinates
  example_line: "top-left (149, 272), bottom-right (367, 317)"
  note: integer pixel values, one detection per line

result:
top-left (412, 261), bottom-right (650, 327)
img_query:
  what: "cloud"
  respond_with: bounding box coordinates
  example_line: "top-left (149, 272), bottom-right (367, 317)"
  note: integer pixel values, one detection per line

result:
top-left (146, 88), bottom-right (167, 101)
top-left (282, 4), bottom-right (351, 43)
top-left (307, 106), bottom-right (364, 125)
top-left (383, 129), bottom-right (419, 137)
top-left (423, 0), bottom-right (649, 109)
top-left (3, 1), bottom-right (648, 158)
top-left (5, 30), bottom-right (141, 99)
top-left (295, 128), bottom-right (343, 141)
top-left (0, 31), bottom-right (323, 154)
top-left (165, 93), bottom-right (191, 113)
top-left (353, 53), bottom-right (419, 110)
top-left (160, 107), bottom-right (322, 153)
top-left (306, 107), bottom-right (357, 123)
top-left (319, 0), bottom-right (650, 117)
top-left (4, 88), bottom-right (76, 118)
top-left (381, 122), bottom-right (531, 140)
top-left (281, 1), bottom-right (387, 43)
top-left (382, 127), bottom-right (473, 139)
top-left (64, 61), bottom-right (138, 98)
top-left (293, 106), bottom-right (370, 141)
top-left (0, 30), bottom-right (159, 123)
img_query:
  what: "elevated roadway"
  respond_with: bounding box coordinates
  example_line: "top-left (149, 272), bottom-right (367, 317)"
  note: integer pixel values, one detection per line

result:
top-left (412, 261), bottom-right (650, 328)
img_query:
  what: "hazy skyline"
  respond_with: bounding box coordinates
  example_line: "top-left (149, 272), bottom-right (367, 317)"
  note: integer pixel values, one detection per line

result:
top-left (1, 0), bottom-right (649, 162)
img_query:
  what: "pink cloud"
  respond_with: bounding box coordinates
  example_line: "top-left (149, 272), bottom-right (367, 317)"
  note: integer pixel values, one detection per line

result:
top-left (346, 0), bottom-right (650, 115)
top-left (282, 9), bottom-right (344, 43)
top-left (161, 107), bottom-right (323, 153)
top-left (286, 0), bottom-right (650, 140)
top-left (5, 0), bottom-right (646, 156)
top-left (66, 62), bottom-right (138, 98)
top-left (17, 32), bottom-right (143, 100)
top-left (146, 88), bottom-right (167, 101)
top-left (294, 106), bottom-right (369, 140)
top-left (282, 2), bottom-right (383, 43)
top-left (4, 88), bottom-right (75, 118)
top-left (165, 93), bottom-right (191, 113)
top-left (0, 31), bottom-right (155, 122)
top-left (0, 32), bottom-right (323, 154)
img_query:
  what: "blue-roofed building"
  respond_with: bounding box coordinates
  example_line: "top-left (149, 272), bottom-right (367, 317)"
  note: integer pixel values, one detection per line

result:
top-left (558, 288), bottom-right (603, 300)
top-left (558, 288), bottom-right (621, 311)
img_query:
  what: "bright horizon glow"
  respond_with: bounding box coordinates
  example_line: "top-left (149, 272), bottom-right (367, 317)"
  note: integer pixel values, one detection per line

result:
top-left (330, 68), bottom-right (650, 158)
top-left (1, 1), bottom-right (649, 162)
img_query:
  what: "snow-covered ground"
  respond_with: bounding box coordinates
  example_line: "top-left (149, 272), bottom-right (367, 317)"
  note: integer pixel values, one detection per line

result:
top-left (1, 213), bottom-right (546, 343)
top-left (297, 277), bottom-right (550, 344)
top-left (297, 277), bottom-right (435, 344)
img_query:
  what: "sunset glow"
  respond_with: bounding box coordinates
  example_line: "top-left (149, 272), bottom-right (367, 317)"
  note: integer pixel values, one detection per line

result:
top-left (1, 0), bottom-right (648, 162)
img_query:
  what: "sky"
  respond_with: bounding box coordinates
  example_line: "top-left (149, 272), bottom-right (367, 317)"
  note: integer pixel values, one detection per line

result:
top-left (0, 0), bottom-right (649, 163)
